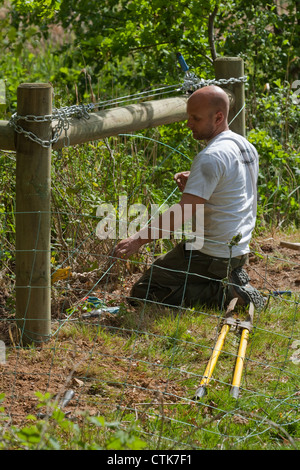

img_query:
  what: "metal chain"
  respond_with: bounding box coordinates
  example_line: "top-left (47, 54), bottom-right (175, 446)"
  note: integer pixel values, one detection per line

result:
top-left (180, 74), bottom-right (248, 93)
top-left (9, 75), bottom-right (248, 148)
top-left (9, 103), bottom-right (94, 148)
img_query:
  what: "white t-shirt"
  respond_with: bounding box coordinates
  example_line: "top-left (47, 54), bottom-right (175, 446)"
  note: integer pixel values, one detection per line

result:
top-left (183, 130), bottom-right (259, 258)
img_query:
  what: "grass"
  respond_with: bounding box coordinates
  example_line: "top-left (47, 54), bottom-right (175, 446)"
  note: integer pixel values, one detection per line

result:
top-left (1, 291), bottom-right (299, 450)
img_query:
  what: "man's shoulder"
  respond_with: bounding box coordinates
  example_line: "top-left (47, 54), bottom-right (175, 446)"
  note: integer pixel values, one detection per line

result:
top-left (213, 130), bottom-right (246, 145)
top-left (207, 131), bottom-right (257, 155)
top-left (202, 131), bottom-right (239, 155)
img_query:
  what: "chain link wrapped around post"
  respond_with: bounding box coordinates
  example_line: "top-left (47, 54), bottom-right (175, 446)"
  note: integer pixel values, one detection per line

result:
top-left (9, 103), bottom-right (94, 148)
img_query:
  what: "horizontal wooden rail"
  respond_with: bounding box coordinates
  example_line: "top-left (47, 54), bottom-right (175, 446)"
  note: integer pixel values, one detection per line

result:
top-left (53, 96), bottom-right (188, 149)
top-left (0, 96), bottom-right (188, 151)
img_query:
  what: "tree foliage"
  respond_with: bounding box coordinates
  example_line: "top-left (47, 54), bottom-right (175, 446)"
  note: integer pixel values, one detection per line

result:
top-left (5, 0), bottom-right (299, 94)
top-left (0, 0), bottom-right (299, 227)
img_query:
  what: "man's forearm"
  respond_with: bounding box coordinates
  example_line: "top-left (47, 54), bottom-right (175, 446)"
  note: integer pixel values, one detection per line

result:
top-left (133, 203), bottom-right (185, 243)
top-left (114, 193), bottom-right (205, 259)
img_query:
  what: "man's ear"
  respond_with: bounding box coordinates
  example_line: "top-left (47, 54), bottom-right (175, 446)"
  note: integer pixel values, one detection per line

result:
top-left (215, 111), bottom-right (224, 125)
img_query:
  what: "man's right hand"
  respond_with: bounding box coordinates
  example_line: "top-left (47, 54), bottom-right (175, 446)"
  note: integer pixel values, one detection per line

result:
top-left (174, 171), bottom-right (190, 192)
top-left (113, 235), bottom-right (144, 260)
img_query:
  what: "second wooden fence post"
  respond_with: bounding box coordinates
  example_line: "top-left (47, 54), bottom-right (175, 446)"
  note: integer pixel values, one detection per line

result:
top-left (214, 57), bottom-right (246, 137)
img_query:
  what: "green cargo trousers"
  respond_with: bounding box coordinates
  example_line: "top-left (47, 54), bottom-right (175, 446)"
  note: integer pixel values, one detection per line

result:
top-left (129, 241), bottom-right (247, 308)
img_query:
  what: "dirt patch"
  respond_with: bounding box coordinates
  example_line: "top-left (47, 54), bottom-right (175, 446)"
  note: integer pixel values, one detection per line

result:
top-left (0, 333), bottom-right (186, 427)
top-left (247, 235), bottom-right (300, 293)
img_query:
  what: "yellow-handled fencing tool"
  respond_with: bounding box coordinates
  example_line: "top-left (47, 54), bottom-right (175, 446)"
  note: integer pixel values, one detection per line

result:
top-left (194, 297), bottom-right (254, 400)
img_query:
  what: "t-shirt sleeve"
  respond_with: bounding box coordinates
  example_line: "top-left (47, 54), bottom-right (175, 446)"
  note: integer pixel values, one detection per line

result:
top-left (183, 151), bottom-right (225, 200)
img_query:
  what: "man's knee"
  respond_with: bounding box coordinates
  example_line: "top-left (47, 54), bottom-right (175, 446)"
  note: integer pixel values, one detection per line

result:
top-left (130, 280), bottom-right (147, 299)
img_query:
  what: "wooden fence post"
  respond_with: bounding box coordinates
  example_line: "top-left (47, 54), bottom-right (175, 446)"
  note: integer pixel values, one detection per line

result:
top-left (15, 83), bottom-right (52, 345)
top-left (214, 57), bottom-right (245, 136)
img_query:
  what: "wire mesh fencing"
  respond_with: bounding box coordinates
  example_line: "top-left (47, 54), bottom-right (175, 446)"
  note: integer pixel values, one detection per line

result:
top-left (0, 77), bottom-right (299, 447)
top-left (0, 200), bottom-right (299, 449)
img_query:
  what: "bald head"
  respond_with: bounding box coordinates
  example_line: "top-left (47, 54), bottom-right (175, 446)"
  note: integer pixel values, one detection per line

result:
top-left (188, 85), bottom-right (230, 119)
top-left (186, 85), bottom-right (230, 142)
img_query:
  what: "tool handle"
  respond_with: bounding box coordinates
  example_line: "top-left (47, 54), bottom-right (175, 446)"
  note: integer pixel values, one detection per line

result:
top-left (198, 324), bottom-right (230, 389)
top-left (176, 53), bottom-right (189, 72)
top-left (230, 329), bottom-right (249, 398)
